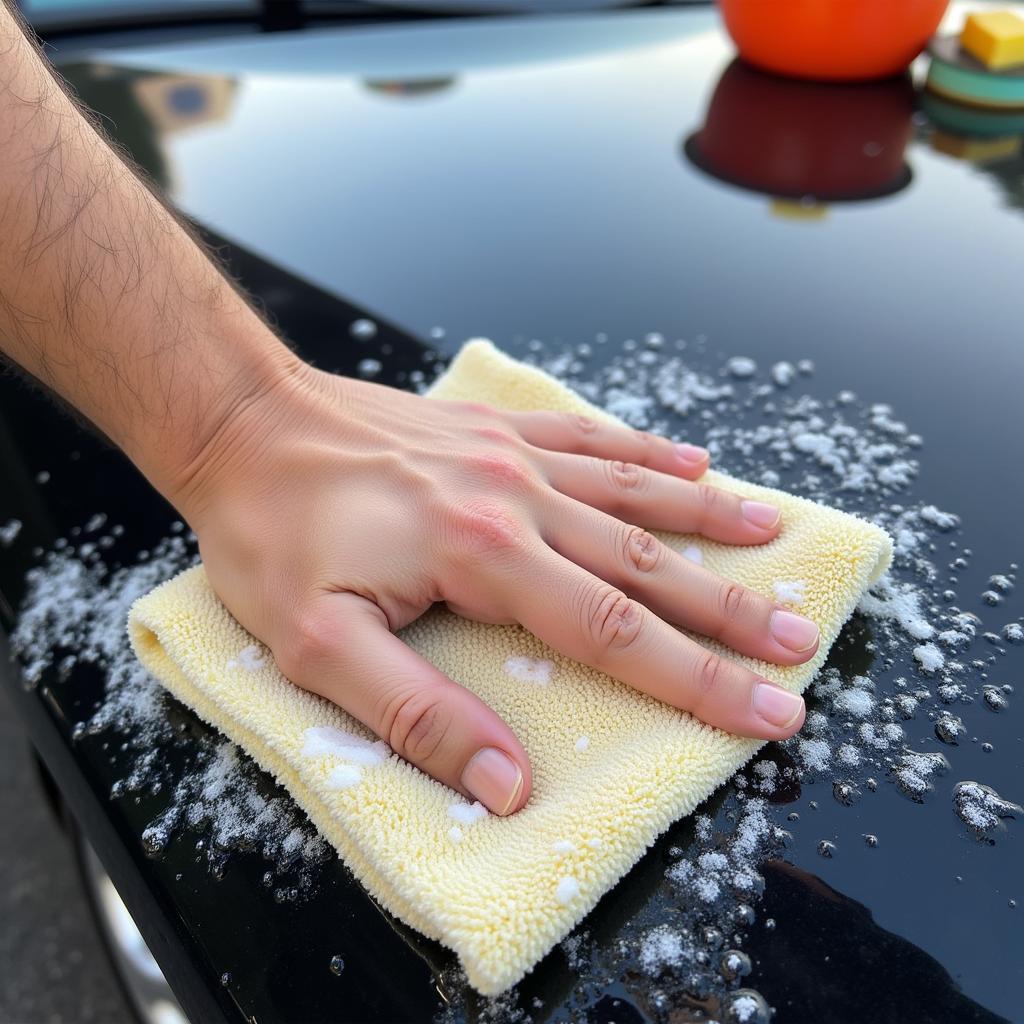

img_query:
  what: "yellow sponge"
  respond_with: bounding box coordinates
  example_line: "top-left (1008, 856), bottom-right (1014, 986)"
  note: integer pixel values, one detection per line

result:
top-left (961, 11), bottom-right (1024, 70)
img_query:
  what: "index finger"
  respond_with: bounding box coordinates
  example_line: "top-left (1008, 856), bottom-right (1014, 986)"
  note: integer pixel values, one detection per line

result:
top-left (506, 409), bottom-right (710, 480)
top-left (501, 546), bottom-right (806, 740)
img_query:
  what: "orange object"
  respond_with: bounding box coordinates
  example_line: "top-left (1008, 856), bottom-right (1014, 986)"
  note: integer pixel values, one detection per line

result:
top-left (718, 0), bottom-right (951, 81)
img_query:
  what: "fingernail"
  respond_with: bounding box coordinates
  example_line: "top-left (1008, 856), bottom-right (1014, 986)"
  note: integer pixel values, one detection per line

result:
top-left (676, 442), bottom-right (709, 464)
top-left (752, 682), bottom-right (804, 729)
top-left (770, 609), bottom-right (819, 652)
top-left (462, 747), bottom-right (523, 816)
top-left (741, 500), bottom-right (781, 529)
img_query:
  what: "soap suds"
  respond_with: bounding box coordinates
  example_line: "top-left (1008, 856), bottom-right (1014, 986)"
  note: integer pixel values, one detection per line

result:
top-left (834, 688), bottom-right (874, 718)
top-left (556, 876), bottom-right (581, 903)
top-left (226, 644), bottom-right (265, 671)
top-left (0, 518), bottom-right (22, 547)
top-left (574, 736), bottom-right (590, 753)
top-left (301, 726), bottom-right (389, 766)
top-left (639, 925), bottom-right (686, 973)
top-left (552, 840), bottom-right (575, 854)
top-left (448, 801), bottom-right (488, 826)
top-left (913, 643), bottom-right (945, 674)
top-left (503, 656), bottom-right (554, 686)
top-left (326, 764), bottom-right (362, 790)
top-left (773, 580), bottom-right (806, 604)
top-left (449, 826), bottom-right (464, 845)
top-left (726, 356), bottom-right (757, 378)
top-left (858, 579), bottom-right (934, 641)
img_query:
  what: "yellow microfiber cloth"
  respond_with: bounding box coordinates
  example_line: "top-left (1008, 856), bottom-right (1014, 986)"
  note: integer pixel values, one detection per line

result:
top-left (128, 339), bottom-right (893, 996)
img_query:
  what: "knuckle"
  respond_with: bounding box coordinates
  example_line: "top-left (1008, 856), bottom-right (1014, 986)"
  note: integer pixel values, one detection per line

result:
top-left (277, 605), bottom-right (339, 679)
top-left (567, 412), bottom-right (599, 435)
top-left (696, 650), bottom-right (725, 699)
top-left (472, 425), bottom-right (518, 447)
top-left (605, 460), bottom-right (646, 497)
top-left (718, 581), bottom-right (750, 626)
top-left (624, 526), bottom-right (662, 576)
top-left (459, 400), bottom-right (493, 418)
top-left (580, 583), bottom-right (644, 658)
top-left (697, 482), bottom-right (723, 511)
top-left (447, 500), bottom-right (525, 560)
top-left (386, 690), bottom-right (451, 765)
top-left (463, 452), bottom-right (532, 490)
top-left (696, 483), bottom-right (730, 520)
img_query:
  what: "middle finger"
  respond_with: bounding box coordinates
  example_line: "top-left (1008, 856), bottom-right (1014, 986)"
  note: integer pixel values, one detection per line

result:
top-left (542, 496), bottom-right (820, 665)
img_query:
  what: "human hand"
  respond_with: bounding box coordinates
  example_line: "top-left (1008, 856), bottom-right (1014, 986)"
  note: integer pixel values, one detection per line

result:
top-left (172, 362), bottom-right (815, 816)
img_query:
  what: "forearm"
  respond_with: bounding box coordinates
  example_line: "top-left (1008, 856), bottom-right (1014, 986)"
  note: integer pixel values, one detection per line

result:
top-left (0, 5), bottom-right (300, 503)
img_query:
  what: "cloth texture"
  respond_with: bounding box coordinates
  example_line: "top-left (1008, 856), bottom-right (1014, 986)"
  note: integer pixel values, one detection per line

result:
top-left (128, 339), bottom-right (892, 995)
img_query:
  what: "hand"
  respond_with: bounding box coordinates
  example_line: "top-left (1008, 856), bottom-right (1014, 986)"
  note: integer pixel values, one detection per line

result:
top-left (174, 362), bottom-right (815, 815)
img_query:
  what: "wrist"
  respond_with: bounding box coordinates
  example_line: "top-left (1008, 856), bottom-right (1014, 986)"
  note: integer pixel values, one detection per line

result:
top-left (147, 329), bottom-right (315, 525)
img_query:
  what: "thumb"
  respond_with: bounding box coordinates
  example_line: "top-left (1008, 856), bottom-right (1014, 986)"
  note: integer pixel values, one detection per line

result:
top-left (280, 592), bottom-right (532, 816)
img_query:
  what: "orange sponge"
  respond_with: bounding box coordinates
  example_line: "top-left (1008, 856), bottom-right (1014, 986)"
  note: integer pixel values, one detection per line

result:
top-left (961, 11), bottom-right (1024, 70)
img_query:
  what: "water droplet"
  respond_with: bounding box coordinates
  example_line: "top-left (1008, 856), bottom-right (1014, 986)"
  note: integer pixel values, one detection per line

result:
top-left (832, 781), bottom-right (861, 806)
top-left (817, 840), bottom-right (836, 858)
top-left (220, 972), bottom-right (231, 987)
top-left (141, 825), bottom-right (168, 857)
top-left (935, 713), bottom-right (965, 745)
top-left (734, 903), bottom-right (756, 926)
top-left (725, 356), bottom-right (757, 378)
top-left (953, 781), bottom-right (1023, 840)
top-left (349, 318), bottom-right (377, 340)
top-left (983, 686), bottom-right (1008, 712)
top-left (1003, 623), bottom-right (1023, 645)
top-left (702, 926), bottom-right (724, 950)
top-left (890, 749), bottom-right (950, 802)
top-left (989, 574), bottom-right (1014, 594)
top-left (329, 954), bottom-right (345, 976)
top-left (724, 988), bottom-right (770, 1024)
top-left (864, 834), bottom-right (879, 848)
top-left (356, 358), bottom-right (382, 379)
top-left (720, 949), bottom-right (751, 981)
